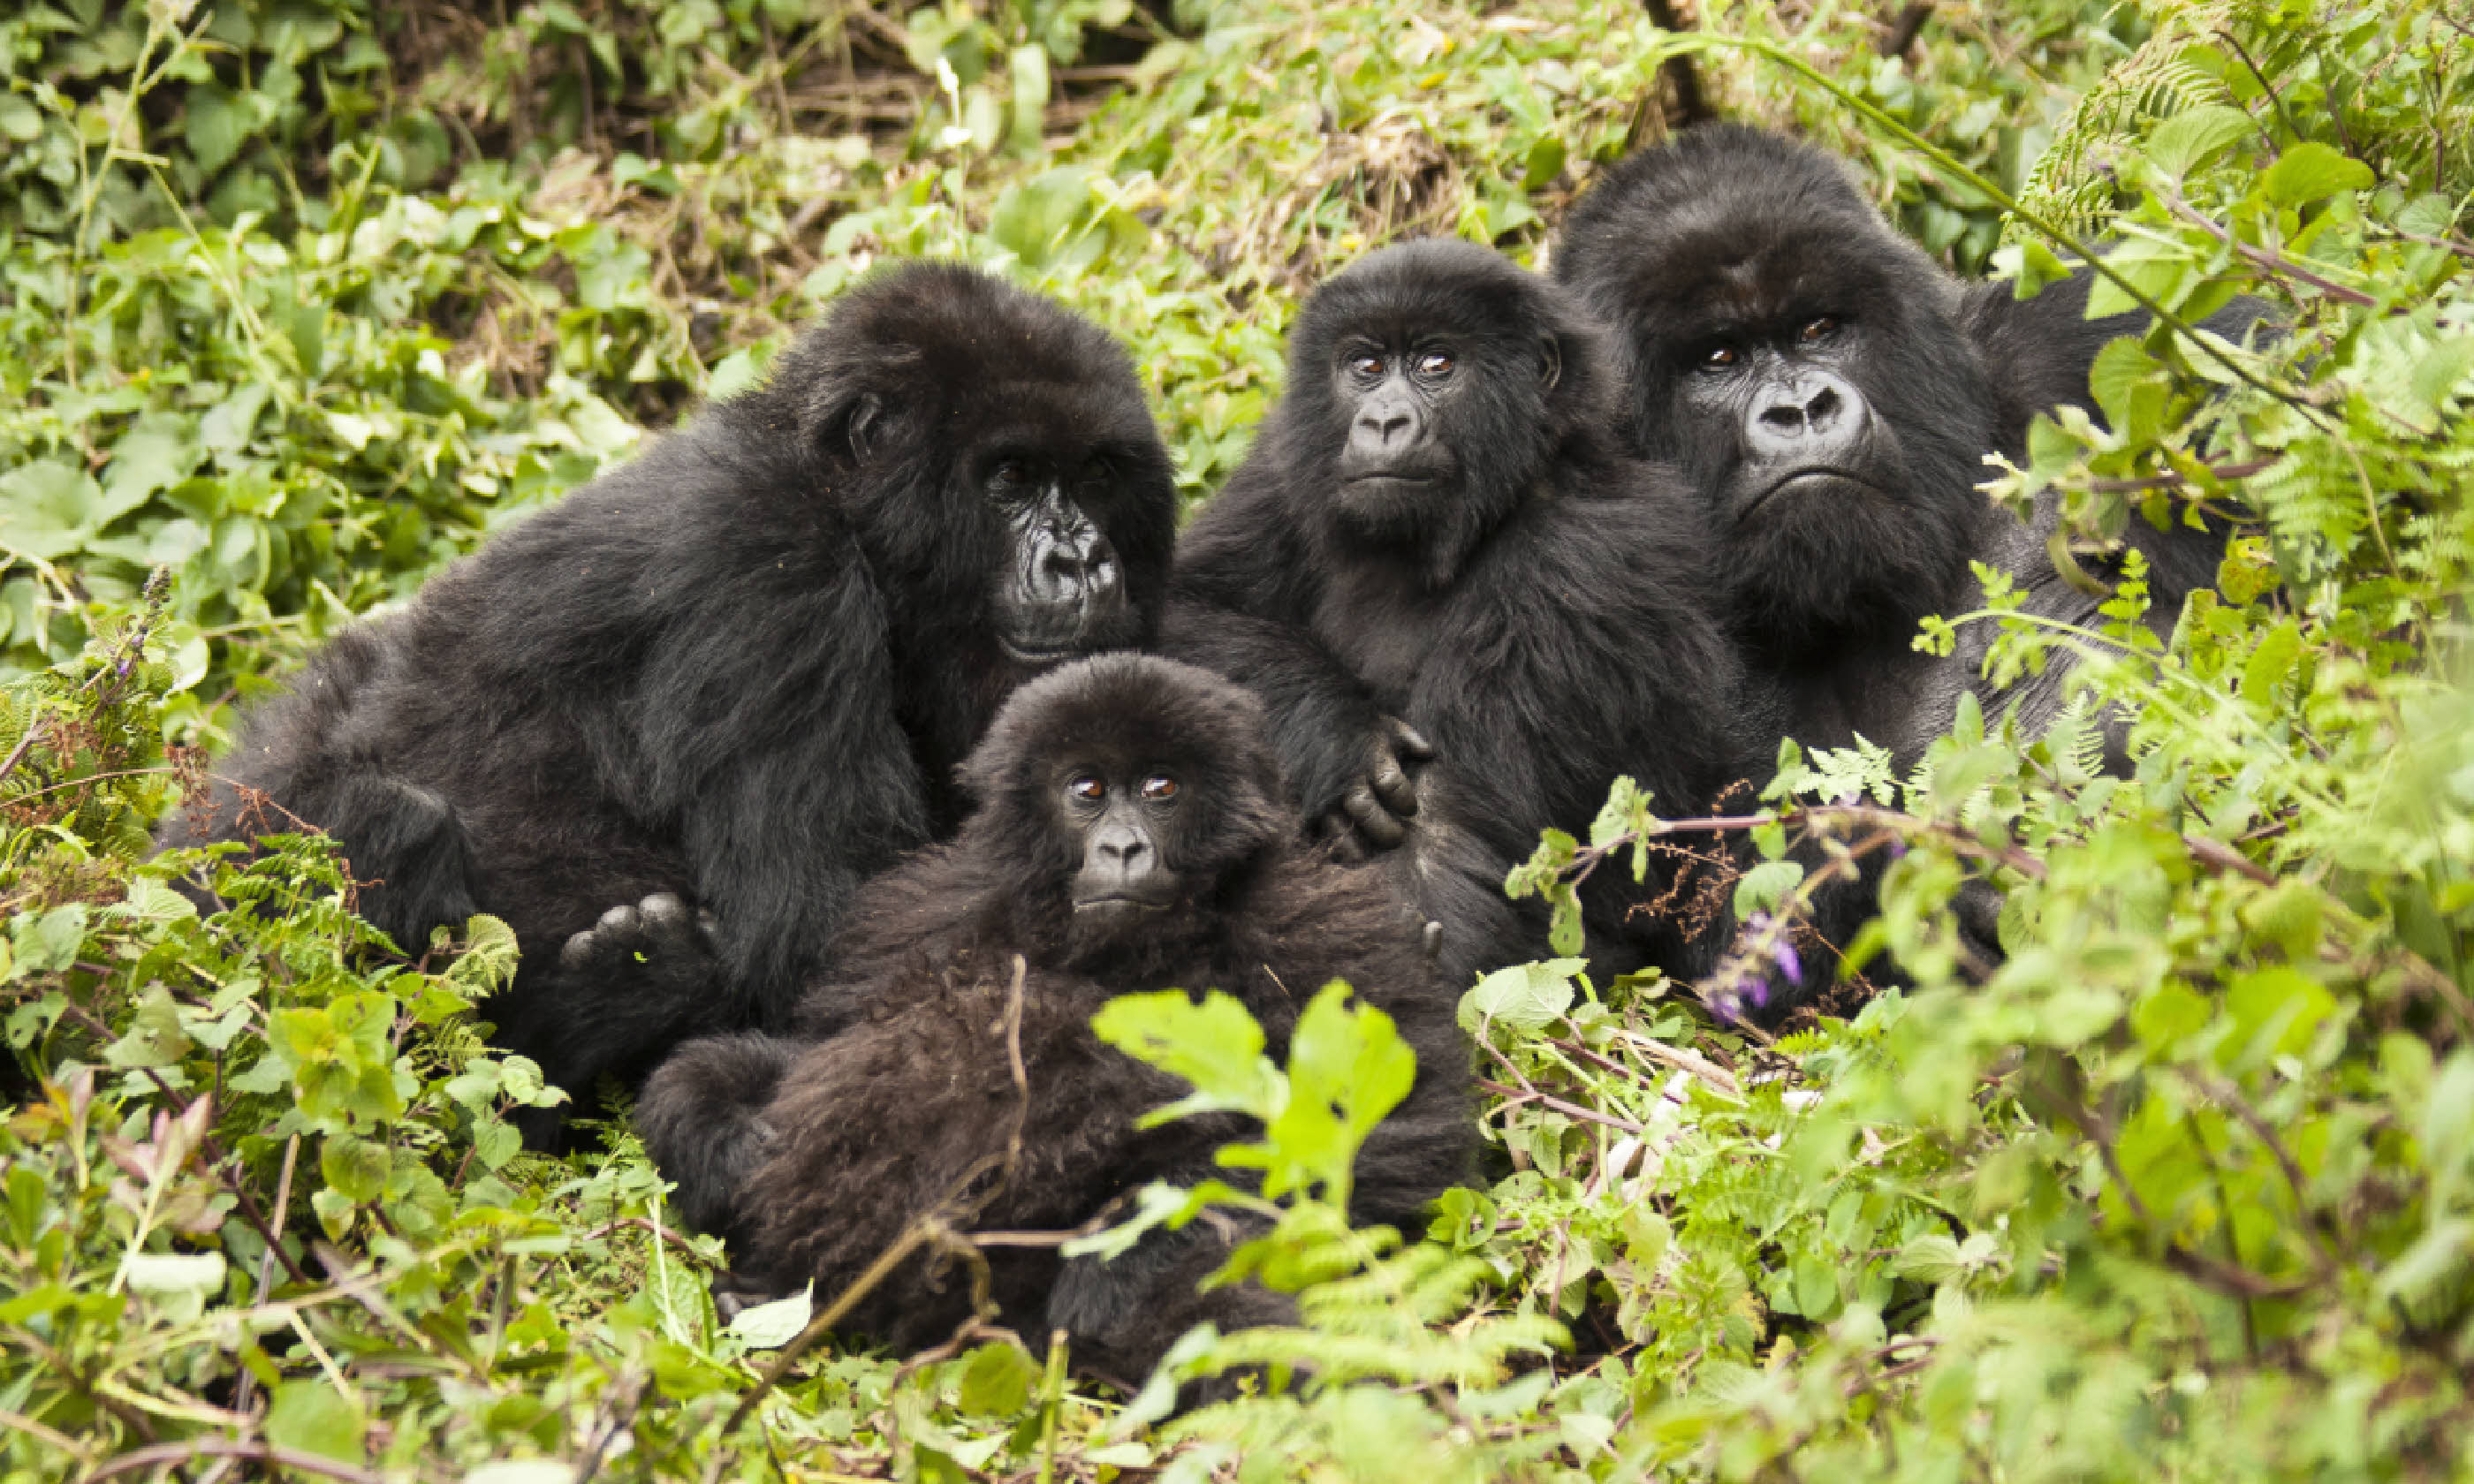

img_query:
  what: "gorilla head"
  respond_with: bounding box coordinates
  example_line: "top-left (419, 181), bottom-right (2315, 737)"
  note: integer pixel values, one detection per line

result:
top-left (958, 653), bottom-right (1291, 968)
top-left (1554, 126), bottom-right (1992, 659)
top-left (754, 263), bottom-right (1177, 670)
top-left (1265, 238), bottom-right (1620, 587)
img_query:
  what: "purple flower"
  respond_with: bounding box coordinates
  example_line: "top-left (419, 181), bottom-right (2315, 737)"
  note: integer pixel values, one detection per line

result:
top-left (1770, 937), bottom-right (1802, 987)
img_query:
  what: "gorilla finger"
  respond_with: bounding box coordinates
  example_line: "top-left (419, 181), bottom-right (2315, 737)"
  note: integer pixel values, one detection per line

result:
top-left (1368, 751), bottom-right (1419, 818)
top-left (1342, 784), bottom-right (1408, 849)
top-left (694, 908), bottom-right (720, 943)
top-left (1385, 717), bottom-right (1437, 764)
top-left (639, 892), bottom-right (690, 935)
top-left (1421, 920), bottom-right (1445, 962)
top-left (558, 930), bottom-right (597, 973)
top-left (596, 902), bottom-right (642, 936)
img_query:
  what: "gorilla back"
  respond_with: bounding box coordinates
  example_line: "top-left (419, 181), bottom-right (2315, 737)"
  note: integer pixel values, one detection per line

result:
top-left (160, 263), bottom-right (1179, 1135)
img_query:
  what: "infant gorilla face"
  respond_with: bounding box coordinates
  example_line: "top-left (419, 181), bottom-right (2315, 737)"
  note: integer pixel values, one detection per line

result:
top-left (1060, 758), bottom-right (1188, 935)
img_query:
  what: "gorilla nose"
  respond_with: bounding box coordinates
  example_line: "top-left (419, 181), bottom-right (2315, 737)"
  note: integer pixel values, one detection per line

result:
top-left (1031, 526), bottom-right (1125, 607)
top-left (1747, 372), bottom-right (1864, 459)
top-left (1359, 410), bottom-right (1414, 446)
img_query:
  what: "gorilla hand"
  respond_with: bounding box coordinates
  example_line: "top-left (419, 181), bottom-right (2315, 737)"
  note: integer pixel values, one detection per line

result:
top-left (1318, 716), bottom-right (1435, 860)
top-left (559, 892), bottom-right (721, 994)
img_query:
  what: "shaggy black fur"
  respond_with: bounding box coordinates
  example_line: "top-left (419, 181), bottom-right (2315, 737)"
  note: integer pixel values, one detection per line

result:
top-left (1554, 124), bottom-right (2258, 766)
top-left (636, 655), bottom-right (1473, 1386)
top-left (1165, 240), bottom-right (1762, 989)
top-left (1554, 125), bottom-right (2266, 987)
top-left (158, 264), bottom-right (1178, 1140)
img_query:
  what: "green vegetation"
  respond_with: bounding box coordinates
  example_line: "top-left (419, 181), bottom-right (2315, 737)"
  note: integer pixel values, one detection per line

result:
top-left (5, 0), bottom-right (2473, 1478)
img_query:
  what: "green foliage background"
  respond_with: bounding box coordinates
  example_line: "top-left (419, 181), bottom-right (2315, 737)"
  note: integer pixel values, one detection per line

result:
top-left (4, 0), bottom-right (2473, 1479)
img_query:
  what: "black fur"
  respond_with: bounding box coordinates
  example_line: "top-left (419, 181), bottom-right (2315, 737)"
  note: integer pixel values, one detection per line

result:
top-left (1165, 240), bottom-right (1762, 988)
top-left (159, 264), bottom-right (1179, 1139)
top-left (638, 655), bottom-right (1473, 1384)
top-left (1555, 125), bottom-right (2268, 991)
top-left (1555, 125), bottom-right (2261, 766)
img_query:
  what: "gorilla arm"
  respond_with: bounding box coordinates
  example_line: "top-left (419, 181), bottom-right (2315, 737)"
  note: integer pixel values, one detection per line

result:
top-left (634, 542), bottom-right (932, 1028)
top-left (1166, 467), bottom-right (1431, 854)
top-left (1405, 484), bottom-right (1756, 981)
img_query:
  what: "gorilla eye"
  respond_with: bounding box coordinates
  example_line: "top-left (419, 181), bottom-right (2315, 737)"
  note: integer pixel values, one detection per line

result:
top-left (1415, 351), bottom-right (1454, 377)
top-left (1347, 352), bottom-right (1385, 379)
top-left (1800, 317), bottom-right (1840, 343)
top-left (1068, 775), bottom-right (1105, 802)
top-left (1702, 344), bottom-right (1740, 369)
top-left (1140, 775), bottom-right (1179, 801)
top-left (992, 459), bottom-right (1030, 487)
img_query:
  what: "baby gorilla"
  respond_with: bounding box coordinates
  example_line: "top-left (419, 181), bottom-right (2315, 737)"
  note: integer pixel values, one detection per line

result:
top-left (638, 655), bottom-right (1473, 1385)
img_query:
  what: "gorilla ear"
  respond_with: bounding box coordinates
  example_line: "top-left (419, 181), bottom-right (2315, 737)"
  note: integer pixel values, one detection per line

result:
top-left (845, 392), bottom-right (884, 463)
top-left (1537, 334), bottom-right (1563, 393)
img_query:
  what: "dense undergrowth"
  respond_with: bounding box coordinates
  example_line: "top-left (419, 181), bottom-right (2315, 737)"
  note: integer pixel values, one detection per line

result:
top-left (4, 0), bottom-right (2474, 1479)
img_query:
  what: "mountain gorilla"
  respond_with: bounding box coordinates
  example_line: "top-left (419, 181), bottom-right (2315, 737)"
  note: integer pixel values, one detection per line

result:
top-left (1553, 124), bottom-right (2258, 768)
top-left (1553, 125), bottom-right (2265, 992)
top-left (159, 264), bottom-right (1178, 1141)
top-left (637, 655), bottom-right (1472, 1385)
top-left (1165, 240), bottom-right (1762, 988)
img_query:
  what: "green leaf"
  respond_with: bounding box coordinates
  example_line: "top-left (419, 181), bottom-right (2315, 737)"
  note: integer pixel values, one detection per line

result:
top-left (957, 1339), bottom-right (1040, 1415)
top-left (268, 1381), bottom-right (363, 1463)
top-left (7, 905), bottom-right (87, 979)
top-left (1458, 958), bottom-right (1583, 1034)
top-left (1092, 988), bottom-right (1278, 1124)
top-left (123, 1253), bottom-right (226, 1325)
top-left (1733, 859), bottom-right (1805, 919)
top-left (2144, 104), bottom-right (2253, 178)
top-left (990, 167), bottom-right (1095, 269)
top-left (2260, 141), bottom-right (2373, 207)
top-left (725, 1283), bottom-right (812, 1349)
top-left (0, 460), bottom-right (103, 562)
top-left (2241, 620), bottom-right (2302, 707)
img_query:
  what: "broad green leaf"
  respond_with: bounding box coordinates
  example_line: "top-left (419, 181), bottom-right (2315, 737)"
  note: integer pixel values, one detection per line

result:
top-left (725, 1284), bottom-right (813, 1349)
top-left (266, 1380), bottom-right (364, 1463)
top-left (2144, 104), bottom-right (2253, 177)
top-left (0, 461), bottom-right (102, 561)
top-left (1093, 988), bottom-right (1278, 1124)
top-left (957, 1339), bottom-right (1040, 1416)
top-left (1459, 958), bottom-right (1583, 1034)
top-left (2260, 141), bottom-right (2373, 207)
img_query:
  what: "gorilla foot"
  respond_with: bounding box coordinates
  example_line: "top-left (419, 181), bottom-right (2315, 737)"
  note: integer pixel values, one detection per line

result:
top-left (559, 892), bottom-right (721, 990)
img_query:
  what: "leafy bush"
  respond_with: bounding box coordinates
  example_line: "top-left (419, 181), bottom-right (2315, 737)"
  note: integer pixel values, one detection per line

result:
top-left (5, 0), bottom-right (2473, 1479)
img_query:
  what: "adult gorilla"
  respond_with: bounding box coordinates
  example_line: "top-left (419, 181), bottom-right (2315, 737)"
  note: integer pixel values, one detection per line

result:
top-left (641, 655), bottom-right (1472, 1387)
top-left (1165, 240), bottom-right (1761, 988)
top-left (1552, 124), bottom-right (2253, 769)
top-left (161, 264), bottom-right (1178, 1138)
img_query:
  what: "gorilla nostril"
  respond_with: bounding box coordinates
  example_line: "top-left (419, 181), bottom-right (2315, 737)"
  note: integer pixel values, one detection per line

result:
top-left (1758, 403), bottom-right (1807, 433)
top-left (1805, 385), bottom-right (1842, 424)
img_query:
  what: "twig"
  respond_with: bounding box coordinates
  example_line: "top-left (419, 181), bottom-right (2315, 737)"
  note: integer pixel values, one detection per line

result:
top-left (1877, 2), bottom-right (1934, 56)
top-left (231, 1133), bottom-right (299, 1412)
top-left (79, 1439), bottom-right (385, 1484)
top-left (1638, 0), bottom-right (1711, 132)
top-left (1476, 1078), bottom-right (1648, 1134)
top-left (2161, 188), bottom-right (2379, 306)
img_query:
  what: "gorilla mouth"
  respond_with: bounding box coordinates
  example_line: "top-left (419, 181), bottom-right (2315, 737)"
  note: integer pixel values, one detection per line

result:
top-left (999, 637), bottom-right (1089, 665)
top-left (1742, 467), bottom-right (1878, 518)
top-left (1072, 895), bottom-right (1174, 920)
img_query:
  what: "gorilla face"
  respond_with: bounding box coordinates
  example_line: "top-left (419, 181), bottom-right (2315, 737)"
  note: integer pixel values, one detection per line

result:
top-left (961, 653), bottom-right (1292, 968)
top-left (976, 446), bottom-right (1141, 664)
top-left (785, 263), bottom-right (1179, 676)
top-left (1279, 239), bottom-right (1607, 588)
top-left (1553, 125), bottom-right (1995, 656)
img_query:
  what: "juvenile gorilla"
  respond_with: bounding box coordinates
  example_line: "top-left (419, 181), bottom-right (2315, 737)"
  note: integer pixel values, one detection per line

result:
top-left (1165, 240), bottom-right (1762, 988)
top-left (1552, 124), bottom-right (2253, 768)
top-left (637, 655), bottom-right (1473, 1384)
top-left (160, 264), bottom-right (1178, 1137)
